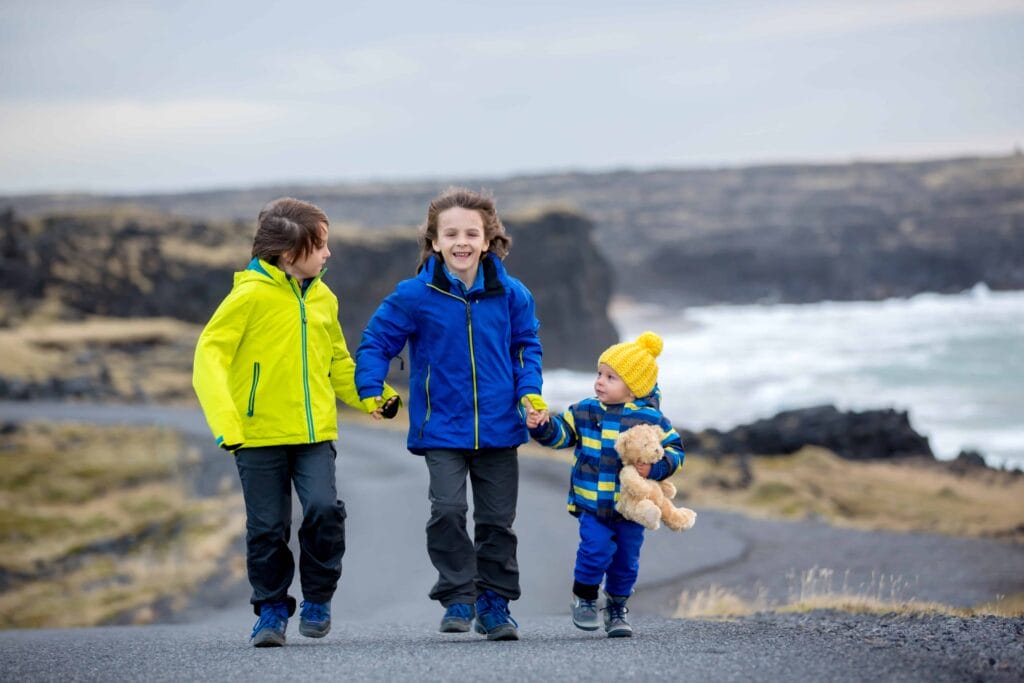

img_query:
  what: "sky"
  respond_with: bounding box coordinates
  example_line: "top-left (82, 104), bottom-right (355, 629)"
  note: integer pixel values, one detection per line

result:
top-left (1, 0), bottom-right (1022, 195)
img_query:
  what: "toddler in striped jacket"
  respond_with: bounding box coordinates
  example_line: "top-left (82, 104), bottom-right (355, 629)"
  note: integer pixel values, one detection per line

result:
top-left (525, 331), bottom-right (685, 638)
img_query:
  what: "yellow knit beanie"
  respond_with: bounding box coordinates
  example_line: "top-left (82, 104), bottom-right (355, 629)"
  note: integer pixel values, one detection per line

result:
top-left (597, 331), bottom-right (663, 398)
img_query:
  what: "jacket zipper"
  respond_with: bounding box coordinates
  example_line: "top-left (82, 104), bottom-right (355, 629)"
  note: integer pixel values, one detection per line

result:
top-left (426, 283), bottom-right (480, 449)
top-left (246, 362), bottom-right (261, 417)
top-left (466, 301), bottom-right (479, 449)
top-left (291, 279), bottom-right (316, 442)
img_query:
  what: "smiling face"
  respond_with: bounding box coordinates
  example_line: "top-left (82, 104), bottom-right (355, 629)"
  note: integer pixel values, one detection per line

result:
top-left (595, 362), bottom-right (635, 405)
top-left (282, 222), bottom-right (330, 280)
top-left (432, 206), bottom-right (489, 287)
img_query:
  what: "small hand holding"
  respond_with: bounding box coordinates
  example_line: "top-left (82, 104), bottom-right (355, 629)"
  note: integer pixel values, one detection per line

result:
top-left (635, 462), bottom-right (652, 478)
top-left (521, 395), bottom-right (549, 428)
top-left (367, 395), bottom-right (401, 421)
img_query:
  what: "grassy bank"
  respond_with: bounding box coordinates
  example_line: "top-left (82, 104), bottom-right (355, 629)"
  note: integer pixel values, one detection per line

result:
top-left (0, 422), bottom-right (244, 629)
top-left (669, 447), bottom-right (1024, 542)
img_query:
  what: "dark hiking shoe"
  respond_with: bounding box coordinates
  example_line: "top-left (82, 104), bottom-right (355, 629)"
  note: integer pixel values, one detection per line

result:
top-left (440, 602), bottom-right (475, 633)
top-left (299, 600), bottom-right (331, 638)
top-left (474, 590), bottom-right (520, 641)
top-left (571, 594), bottom-right (600, 631)
top-left (251, 601), bottom-right (289, 647)
top-left (603, 593), bottom-right (633, 638)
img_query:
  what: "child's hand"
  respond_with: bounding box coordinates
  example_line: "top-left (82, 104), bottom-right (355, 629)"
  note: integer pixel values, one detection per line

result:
top-left (521, 395), bottom-right (549, 428)
top-left (368, 395), bottom-right (400, 420)
top-left (635, 462), bottom-right (652, 478)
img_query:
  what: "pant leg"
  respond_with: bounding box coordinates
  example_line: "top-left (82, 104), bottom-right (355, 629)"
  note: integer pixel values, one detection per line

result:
top-left (424, 449), bottom-right (476, 605)
top-left (574, 511), bottom-right (616, 587)
top-left (604, 519), bottom-right (645, 596)
top-left (235, 446), bottom-right (295, 613)
top-left (291, 441), bottom-right (346, 604)
top-left (468, 447), bottom-right (520, 600)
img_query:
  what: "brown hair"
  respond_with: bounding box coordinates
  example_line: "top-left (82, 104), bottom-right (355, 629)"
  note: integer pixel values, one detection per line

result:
top-left (417, 187), bottom-right (512, 270)
top-left (252, 197), bottom-right (329, 265)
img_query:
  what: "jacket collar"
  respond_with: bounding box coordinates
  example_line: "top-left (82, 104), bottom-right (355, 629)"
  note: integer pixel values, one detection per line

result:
top-left (423, 253), bottom-right (505, 299)
top-left (244, 257), bottom-right (325, 292)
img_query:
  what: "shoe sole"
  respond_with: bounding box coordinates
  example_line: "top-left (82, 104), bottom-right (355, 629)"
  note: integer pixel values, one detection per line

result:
top-left (474, 621), bottom-right (520, 641)
top-left (440, 620), bottom-right (472, 633)
top-left (606, 626), bottom-right (633, 638)
top-left (572, 618), bottom-right (600, 631)
top-left (299, 622), bottom-right (330, 638)
top-left (252, 631), bottom-right (286, 647)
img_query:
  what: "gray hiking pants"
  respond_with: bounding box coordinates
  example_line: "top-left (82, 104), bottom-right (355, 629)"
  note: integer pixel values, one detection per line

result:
top-left (424, 447), bottom-right (520, 606)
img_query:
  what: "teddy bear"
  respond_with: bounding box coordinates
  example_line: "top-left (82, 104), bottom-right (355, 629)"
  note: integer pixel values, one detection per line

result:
top-left (615, 423), bottom-right (697, 532)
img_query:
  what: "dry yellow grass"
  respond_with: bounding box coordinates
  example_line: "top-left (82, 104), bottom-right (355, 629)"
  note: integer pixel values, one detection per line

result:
top-left (675, 568), bottom-right (1024, 619)
top-left (0, 423), bottom-right (244, 629)
top-left (671, 447), bottom-right (1024, 541)
top-left (0, 317), bottom-right (201, 402)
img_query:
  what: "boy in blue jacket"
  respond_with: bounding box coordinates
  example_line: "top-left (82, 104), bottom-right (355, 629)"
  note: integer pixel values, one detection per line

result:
top-left (525, 331), bottom-right (684, 638)
top-left (356, 187), bottom-right (546, 641)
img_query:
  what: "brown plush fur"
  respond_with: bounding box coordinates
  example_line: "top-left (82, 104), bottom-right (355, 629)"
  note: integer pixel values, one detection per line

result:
top-left (614, 424), bottom-right (697, 532)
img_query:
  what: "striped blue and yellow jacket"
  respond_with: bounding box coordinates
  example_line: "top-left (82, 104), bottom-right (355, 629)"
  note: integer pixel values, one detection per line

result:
top-left (529, 388), bottom-right (684, 521)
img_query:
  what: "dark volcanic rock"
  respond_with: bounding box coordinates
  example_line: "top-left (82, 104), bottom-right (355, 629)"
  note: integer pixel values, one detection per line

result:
top-left (6, 155), bottom-right (1023, 305)
top-left (683, 404), bottom-right (934, 460)
top-left (0, 208), bottom-right (617, 371)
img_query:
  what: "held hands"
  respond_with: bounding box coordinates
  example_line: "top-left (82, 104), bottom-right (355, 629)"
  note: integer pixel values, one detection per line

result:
top-left (635, 462), bottom-right (652, 478)
top-left (521, 394), bottom-right (549, 428)
top-left (369, 395), bottom-right (401, 421)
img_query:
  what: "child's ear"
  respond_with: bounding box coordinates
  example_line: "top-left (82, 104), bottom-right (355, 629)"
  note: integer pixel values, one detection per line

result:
top-left (431, 240), bottom-right (441, 253)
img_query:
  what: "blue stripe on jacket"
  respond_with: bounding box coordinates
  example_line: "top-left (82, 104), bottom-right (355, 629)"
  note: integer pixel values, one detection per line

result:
top-left (529, 388), bottom-right (684, 520)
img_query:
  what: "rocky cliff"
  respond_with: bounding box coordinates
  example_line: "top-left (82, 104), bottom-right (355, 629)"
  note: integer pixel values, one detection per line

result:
top-left (0, 208), bottom-right (616, 371)
top-left (6, 154), bottom-right (1022, 305)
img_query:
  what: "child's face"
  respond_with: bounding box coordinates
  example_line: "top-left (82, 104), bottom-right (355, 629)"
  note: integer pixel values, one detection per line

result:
top-left (283, 223), bottom-right (331, 280)
top-left (432, 207), bottom-right (489, 285)
top-left (594, 363), bottom-right (635, 405)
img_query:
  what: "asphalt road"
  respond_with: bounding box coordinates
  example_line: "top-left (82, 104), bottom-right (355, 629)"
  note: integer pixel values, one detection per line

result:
top-left (2, 401), bottom-right (1022, 681)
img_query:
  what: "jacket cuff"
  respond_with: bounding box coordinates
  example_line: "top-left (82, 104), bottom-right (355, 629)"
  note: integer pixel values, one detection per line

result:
top-left (649, 457), bottom-right (672, 481)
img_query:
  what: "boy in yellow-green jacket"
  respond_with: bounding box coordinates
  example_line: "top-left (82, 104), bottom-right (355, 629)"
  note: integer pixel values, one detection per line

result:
top-left (193, 197), bottom-right (397, 647)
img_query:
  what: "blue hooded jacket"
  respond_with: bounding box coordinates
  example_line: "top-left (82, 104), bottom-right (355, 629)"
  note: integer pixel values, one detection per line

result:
top-left (356, 253), bottom-right (543, 454)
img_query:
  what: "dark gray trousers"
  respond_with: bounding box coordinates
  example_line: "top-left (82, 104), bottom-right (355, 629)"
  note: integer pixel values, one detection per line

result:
top-left (424, 447), bottom-right (520, 606)
top-left (234, 441), bottom-right (346, 615)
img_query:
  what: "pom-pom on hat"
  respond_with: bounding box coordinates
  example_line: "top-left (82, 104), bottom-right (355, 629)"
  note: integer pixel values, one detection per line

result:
top-left (598, 331), bottom-right (663, 398)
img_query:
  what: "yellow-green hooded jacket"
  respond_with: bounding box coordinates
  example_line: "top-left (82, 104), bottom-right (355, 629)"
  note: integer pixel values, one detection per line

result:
top-left (193, 258), bottom-right (394, 449)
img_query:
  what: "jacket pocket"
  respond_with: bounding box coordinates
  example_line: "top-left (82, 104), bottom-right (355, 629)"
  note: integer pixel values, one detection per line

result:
top-left (246, 362), bottom-right (261, 417)
top-left (418, 364), bottom-right (432, 439)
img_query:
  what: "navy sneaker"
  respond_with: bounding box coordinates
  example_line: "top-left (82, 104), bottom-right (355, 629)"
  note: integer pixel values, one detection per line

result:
top-left (251, 601), bottom-right (289, 647)
top-left (440, 602), bottom-right (475, 633)
top-left (299, 600), bottom-right (331, 638)
top-left (603, 593), bottom-right (633, 638)
top-left (473, 590), bottom-right (520, 641)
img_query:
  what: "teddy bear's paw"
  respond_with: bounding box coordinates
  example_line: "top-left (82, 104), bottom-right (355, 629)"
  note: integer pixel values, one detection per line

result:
top-left (669, 508), bottom-right (697, 532)
top-left (637, 501), bottom-right (661, 530)
top-left (659, 481), bottom-right (677, 499)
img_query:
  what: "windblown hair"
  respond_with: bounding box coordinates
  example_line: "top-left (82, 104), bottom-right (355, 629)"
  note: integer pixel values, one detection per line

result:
top-left (252, 197), bottom-right (329, 265)
top-left (417, 187), bottom-right (512, 270)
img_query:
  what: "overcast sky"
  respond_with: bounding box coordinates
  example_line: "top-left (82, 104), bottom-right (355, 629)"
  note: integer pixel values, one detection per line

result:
top-left (1, 0), bottom-right (1022, 194)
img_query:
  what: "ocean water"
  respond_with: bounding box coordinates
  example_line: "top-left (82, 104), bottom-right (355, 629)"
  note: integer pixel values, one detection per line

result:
top-left (543, 285), bottom-right (1024, 469)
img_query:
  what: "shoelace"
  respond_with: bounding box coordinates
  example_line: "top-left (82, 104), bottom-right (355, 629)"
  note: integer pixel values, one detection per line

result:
top-left (251, 605), bottom-right (287, 638)
top-left (300, 601), bottom-right (329, 622)
top-left (480, 592), bottom-right (519, 627)
top-left (604, 601), bottom-right (629, 622)
top-left (446, 603), bottom-right (473, 619)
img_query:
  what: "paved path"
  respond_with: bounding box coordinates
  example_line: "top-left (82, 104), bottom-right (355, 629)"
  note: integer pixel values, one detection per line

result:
top-left (2, 401), bottom-right (1022, 681)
